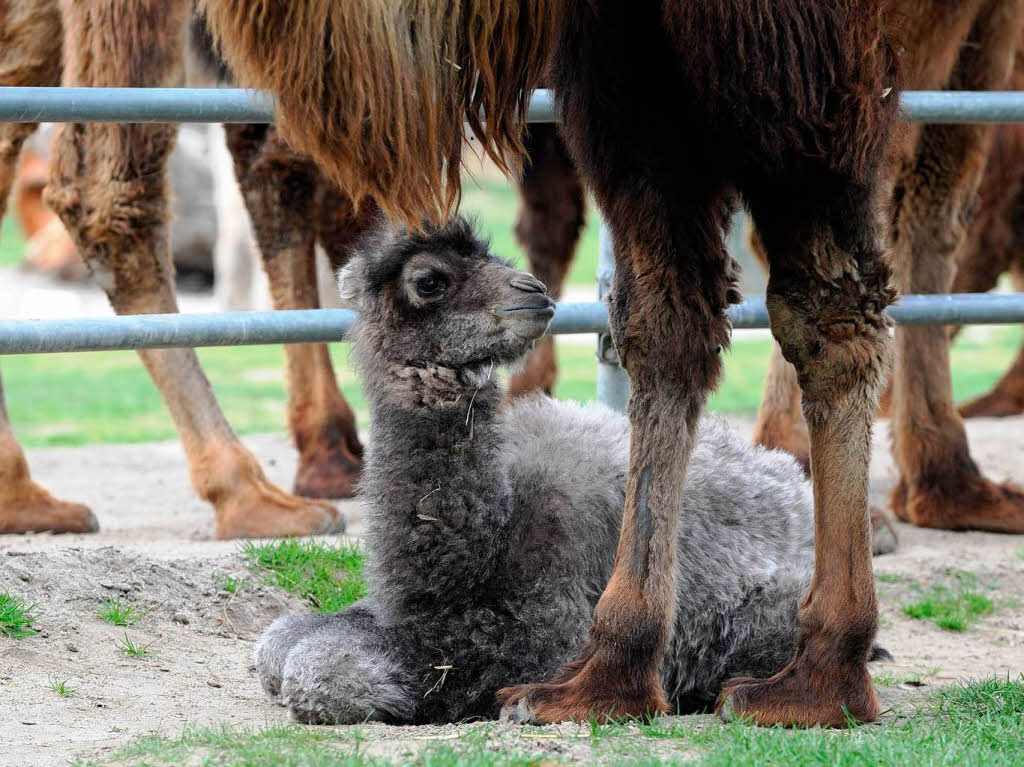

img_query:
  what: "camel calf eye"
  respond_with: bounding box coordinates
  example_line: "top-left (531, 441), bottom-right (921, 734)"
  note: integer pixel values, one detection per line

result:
top-left (415, 275), bottom-right (445, 298)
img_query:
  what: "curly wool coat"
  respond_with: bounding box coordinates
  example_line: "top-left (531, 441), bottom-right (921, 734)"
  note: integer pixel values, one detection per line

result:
top-left (256, 387), bottom-right (819, 724)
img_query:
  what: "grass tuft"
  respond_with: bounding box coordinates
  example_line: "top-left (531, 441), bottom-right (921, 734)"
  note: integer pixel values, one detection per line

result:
top-left (242, 538), bottom-right (367, 614)
top-left (0, 591), bottom-right (40, 639)
top-left (875, 572), bottom-right (903, 584)
top-left (902, 572), bottom-right (994, 631)
top-left (219, 575), bottom-right (245, 595)
top-left (49, 676), bottom-right (78, 697)
top-left (96, 597), bottom-right (148, 627)
top-left (115, 632), bottom-right (151, 658)
top-left (872, 671), bottom-right (924, 688)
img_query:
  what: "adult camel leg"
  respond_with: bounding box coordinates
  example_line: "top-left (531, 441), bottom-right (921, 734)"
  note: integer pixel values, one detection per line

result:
top-left (0, 0), bottom-right (95, 534)
top-left (224, 124), bottom-right (364, 499)
top-left (499, 167), bottom-right (737, 721)
top-left (889, 3), bottom-right (1024, 533)
top-left (506, 124), bottom-right (585, 400)
top-left (749, 230), bottom-right (811, 471)
top-left (0, 370), bottom-right (97, 533)
top-left (46, 0), bottom-right (340, 538)
top-left (753, 344), bottom-right (810, 472)
top-left (720, 178), bottom-right (895, 726)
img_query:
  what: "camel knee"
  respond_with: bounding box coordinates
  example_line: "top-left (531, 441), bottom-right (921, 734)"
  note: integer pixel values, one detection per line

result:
top-left (44, 124), bottom-right (177, 307)
top-left (225, 125), bottom-right (319, 252)
top-left (610, 289), bottom-right (728, 415)
top-left (768, 280), bottom-right (893, 426)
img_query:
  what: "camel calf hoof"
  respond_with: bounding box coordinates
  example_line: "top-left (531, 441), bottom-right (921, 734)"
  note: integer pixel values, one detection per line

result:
top-left (255, 612), bottom-right (412, 725)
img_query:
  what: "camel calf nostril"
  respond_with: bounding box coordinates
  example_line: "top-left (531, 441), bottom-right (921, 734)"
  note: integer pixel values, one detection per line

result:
top-left (510, 275), bottom-right (547, 294)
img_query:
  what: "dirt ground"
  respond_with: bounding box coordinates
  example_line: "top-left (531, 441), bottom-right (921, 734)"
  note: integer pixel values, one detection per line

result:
top-left (3, 417), bottom-right (1024, 766)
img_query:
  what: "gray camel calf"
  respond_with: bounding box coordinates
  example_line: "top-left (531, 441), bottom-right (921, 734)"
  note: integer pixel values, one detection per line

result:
top-left (254, 218), bottom-right (893, 725)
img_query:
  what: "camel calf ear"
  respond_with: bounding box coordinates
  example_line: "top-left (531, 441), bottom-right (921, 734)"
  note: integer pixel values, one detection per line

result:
top-left (336, 261), bottom-right (368, 309)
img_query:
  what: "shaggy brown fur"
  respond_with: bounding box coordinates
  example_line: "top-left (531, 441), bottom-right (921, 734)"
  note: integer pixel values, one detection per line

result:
top-left (209, 0), bottom-right (900, 727)
top-left (200, 0), bottom-right (561, 225)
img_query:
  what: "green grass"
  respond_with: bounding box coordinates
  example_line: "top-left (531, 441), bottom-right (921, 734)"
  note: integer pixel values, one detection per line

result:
top-left (0, 591), bottom-right (40, 639)
top-left (459, 168), bottom-right (599, 287)
top-left (219, 574), bottom-right (245, 594)
top-left (95, 597), bottom-right (147, 627)
top-left (4, 326), bottom-right (1023, 448)
top-left (242, 538), bottom-right (368, 614)
top-left (78, 677), bottom-right (1024, 767)
top-left (115, 632), bottom-right (152, 658)
top-left (1, 163), bottom-right (1023, 447)
top-left (875, 572), bottom-right (904, 584)
top-left (902, 572), bottom-right (995, 632)
top-left (0, 216), bottom-right (25, 267)
top-left (49, 676), bottom-right (78, 697)
top-left (872, 671), bottom-right (925, 688)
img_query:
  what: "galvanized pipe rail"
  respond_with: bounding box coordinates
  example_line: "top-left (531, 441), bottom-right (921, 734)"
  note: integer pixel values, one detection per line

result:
top-left (2, 293), bottom-right (1022, 355)
top-left (2, 86), bottom-right (1024, 412)
top-left (1, 87), bottom-right (1024, 124)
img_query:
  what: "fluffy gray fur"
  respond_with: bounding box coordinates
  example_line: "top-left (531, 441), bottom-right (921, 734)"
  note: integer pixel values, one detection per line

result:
top-left (255, 218), bottom-right (883, 725)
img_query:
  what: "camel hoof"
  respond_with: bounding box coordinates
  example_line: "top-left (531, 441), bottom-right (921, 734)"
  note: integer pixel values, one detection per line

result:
top-left (717, 694), bottom-right (738, 723)
top-left (959, 392), bottom-right (1024, 419)
top-left (500, 698), bottom-right (537, 725)
top-left (293, 450), bottom-right (362, 499)
top-left (216, 484), bottom-right (343, 540)
top-left (0, 488), bottom-right (98, 535)
top-left (255, 613), bottom-right (332, 701)
top-left (891, 474), bottom-right (1024, 533)
top-left (870, 508), bottom-right (898, 556)
top-left (717, 658), bottom-right (878, 727)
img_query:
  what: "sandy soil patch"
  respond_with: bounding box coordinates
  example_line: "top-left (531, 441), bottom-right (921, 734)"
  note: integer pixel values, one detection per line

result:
top-left (2, 418), bottom-right (1024, 765)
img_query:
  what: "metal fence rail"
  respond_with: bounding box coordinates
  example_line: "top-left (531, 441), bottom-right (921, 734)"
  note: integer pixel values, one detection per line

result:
top-left (2, 86), bottom-right (1024, 411)
top-left (3, 87), bottom-right (1024, 124)
top-left (2, 293), bottom-right (1022, 355)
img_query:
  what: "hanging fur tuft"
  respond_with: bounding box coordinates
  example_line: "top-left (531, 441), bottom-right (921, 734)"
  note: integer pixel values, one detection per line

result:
top-left (198, 0), bottom-right (562, 226)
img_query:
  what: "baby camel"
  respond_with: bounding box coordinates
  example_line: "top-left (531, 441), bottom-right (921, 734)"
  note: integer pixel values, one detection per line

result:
top-left (255, 219), bottom-right (892, 725)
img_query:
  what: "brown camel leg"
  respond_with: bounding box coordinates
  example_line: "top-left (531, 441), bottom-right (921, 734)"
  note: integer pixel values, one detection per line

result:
top-left (0, 0), bottom-right (94, 534)
top-left (223, 124), bottom-right (365, 498)
top-left (889, 7), bottom-right (1024, 533)
top-left (748, 226), bottom-right (811, 470)
top-left (499, 183), bottom-right (736, 722)
top-left (720, 178), bottom-right (895, 726)
top-left (45, 0), bottom-right (339, 539)
top-left (506, 124), bottom-right (584, 400)
top-left (0, 369), bottom-right (97, 534)
top-left (753, 340), bottom-right (811, 473)
top-left (958, 203), bottom-right (1024, 418)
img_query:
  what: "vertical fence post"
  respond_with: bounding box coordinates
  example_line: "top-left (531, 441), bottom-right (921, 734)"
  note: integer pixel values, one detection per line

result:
top-left (596, 219), bottom-right (630, 412)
